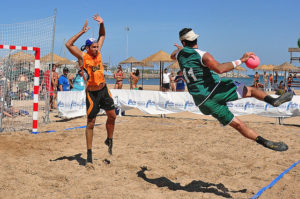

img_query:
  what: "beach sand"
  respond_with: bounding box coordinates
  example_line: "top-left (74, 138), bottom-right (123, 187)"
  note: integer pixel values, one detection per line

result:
top-left (0, 84), bottom-right (299, 199)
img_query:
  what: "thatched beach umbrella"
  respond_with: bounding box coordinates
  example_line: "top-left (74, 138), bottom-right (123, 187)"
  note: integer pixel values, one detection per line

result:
top-left (234, 65), bottom-right (246, 71)
top-left (168, 61), bottom-right (180, 70)
top-left (41, 53), bottom-right (67, 63)
top-left (255, 64), bottom-right (275, 71)
top-left (56, 58), bottom-right (76, 66)
top-left (141, 50), bottom-right (174, 90)
top-left (273, 62), bottom-right (300, 71)
top-left (9, 51), bottom-right (35, 63)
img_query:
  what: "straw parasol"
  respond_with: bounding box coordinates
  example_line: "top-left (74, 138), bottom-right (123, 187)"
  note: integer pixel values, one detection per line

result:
top-left (56, 58), bottom-right (76, 66)
top-left (167, 61), bottom-right (180, 69)
top-left (273, 62), bottom-right (300, 71)
top-left (119, 56), bottom-right (142, 66)
top-left (141, 50), bottom-right (174, 90)
top-left (234, 65), bottom-right (246, 71)
top-left (9, 51), bottom-right (35, 63)
top-left (255, 64), bottom-right (275, 71)
top-left (41, 53), bottom-right (68, 63)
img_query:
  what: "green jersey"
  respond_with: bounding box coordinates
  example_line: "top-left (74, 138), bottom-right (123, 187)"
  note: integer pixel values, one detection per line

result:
top-left (176, 46), bottom-right (220, 105)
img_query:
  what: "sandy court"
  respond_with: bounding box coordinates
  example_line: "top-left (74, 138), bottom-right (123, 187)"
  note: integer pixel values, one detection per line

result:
top-left (0, 104), bottom-right (299, 199)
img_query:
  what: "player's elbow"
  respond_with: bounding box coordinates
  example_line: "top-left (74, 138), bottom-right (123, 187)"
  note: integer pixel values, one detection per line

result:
top-left (65, 42), bottom-right (71, 49)
top-left (212, 67), bottom-right (223, 74)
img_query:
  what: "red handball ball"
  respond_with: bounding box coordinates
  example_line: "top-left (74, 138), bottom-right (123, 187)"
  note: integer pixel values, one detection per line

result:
top-left (245, 55), bottom-right (260, 69)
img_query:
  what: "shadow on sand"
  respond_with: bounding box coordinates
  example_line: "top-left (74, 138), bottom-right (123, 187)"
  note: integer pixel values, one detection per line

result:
top-left (137, 166), bottom-right (247, 198)
top-left (50, 153), bottom-right (86, 166)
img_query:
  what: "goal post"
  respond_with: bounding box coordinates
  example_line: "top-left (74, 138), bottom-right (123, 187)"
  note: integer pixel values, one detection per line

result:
top-left (0, 45), bottom-right (40, 133)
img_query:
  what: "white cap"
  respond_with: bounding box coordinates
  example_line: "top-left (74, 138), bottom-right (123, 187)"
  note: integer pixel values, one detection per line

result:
top-left (180, 29), bottom-right (199, 41)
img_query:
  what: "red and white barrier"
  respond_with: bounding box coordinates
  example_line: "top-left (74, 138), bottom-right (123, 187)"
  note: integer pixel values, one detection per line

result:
top-left (0, 44), bottom-right (40, 133)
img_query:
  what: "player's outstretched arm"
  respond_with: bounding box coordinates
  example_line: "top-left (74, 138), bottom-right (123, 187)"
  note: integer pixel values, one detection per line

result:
top-left (93, 14), bottom-right (105, 51)
top-left (203, 52), bottom-right (255, 74)
top-left (65, 20), bottom-right (90, 61)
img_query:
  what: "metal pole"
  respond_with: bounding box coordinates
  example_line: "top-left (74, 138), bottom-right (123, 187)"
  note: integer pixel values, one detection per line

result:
top-left (0, 59), bottom-right (10, 132)
top-left (125, 27), bottom-right (129, 58)
top-left (45, 8), bottom-right (57, 123)
top-left (130, 62), bottom-right (132, 90)
top-left (142, 66), bottom-right (144, 89)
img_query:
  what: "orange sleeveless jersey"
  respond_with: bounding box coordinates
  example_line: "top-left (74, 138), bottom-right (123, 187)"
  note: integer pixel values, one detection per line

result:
top-left (82, 52), bottom-right (105, 87)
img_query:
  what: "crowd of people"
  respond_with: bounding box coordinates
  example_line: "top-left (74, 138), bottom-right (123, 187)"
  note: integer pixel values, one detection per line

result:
top-left (253, 71), bottom-right (298, 95)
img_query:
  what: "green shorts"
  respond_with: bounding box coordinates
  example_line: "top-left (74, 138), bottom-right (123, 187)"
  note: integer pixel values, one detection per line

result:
top-left (193, 79), bottom-right (246, 126)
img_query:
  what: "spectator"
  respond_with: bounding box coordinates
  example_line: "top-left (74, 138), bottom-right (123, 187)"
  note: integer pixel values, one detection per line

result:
top-left (71, 70), bottom-right (85, 91)
top-left (114, 65), bottom-right (125, 89)
top-left (253, 72), bottom-right (260, 88)
top-left (170, 71), bottom-right (176, 91)
top-left (42, 64), bottom-right (58, 111)
top-left (275, 81), bottom-right (285, 95)
top-left (287, 74), bottom-right (292, 89)
top-left (175, 70), bottom-right (186, 92)
top-left (17, 73), bottom-right (28, 100)
top-left (269, 74), bottom-right (273, 88)
top-left (263, 71), bottom-right (268, 90)
top-left (162, 68), bottom-right (170, 92)
top-left (130, 69), bottom-right (140, 90)
top-left (58, 67), bottom-right (70, 91)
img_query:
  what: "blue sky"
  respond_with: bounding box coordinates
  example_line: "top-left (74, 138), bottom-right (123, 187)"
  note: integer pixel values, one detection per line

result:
top-left (1, 0), bottom-right (299, 72)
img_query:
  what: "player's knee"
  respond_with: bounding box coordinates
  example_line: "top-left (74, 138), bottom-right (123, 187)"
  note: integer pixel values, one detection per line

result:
top-left (107, 114), bottom-right (116, 124)
top-left (86, 123), bottom-right (95, 129)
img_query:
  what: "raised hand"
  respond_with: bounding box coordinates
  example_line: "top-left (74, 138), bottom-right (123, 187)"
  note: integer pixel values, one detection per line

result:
top-left (240, 52), bottom-right (255, 63)
top-left (82, 20), bottom-right (90, 33)
top-left (93, 14), bottom-right (103, 24)
top-left (174, 43), bottom-right (182, 50)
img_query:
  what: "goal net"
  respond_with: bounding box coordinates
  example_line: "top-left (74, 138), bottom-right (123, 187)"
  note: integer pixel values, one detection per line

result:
top-left (0, 15), bottom-right (55, 132)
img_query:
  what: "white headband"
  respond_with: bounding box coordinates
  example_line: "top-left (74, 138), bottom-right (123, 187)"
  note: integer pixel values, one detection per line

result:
top-left (180, 30), bottom-right (199, 41)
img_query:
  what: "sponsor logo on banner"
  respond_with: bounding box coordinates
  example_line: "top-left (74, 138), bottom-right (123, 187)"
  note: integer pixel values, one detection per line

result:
top-left (234, 103), bottom-right (244, 109)
top-left (175, 103), bottom-right (184, 108)
top-left (255, 103), bottom-right (265, 109)
top-left (244, 102), bottom-right (255, 111)
top-left (128, 99), bottom-right (137, 106)
top-left (286, 102), bottom-right (298, 110)
top-left (146, 100), bottom-right (156, 108)
top-left (227, 102), bottom-right (233, 108)
top-left (70, 100), bottom-right (77, 109)
top-left (57, 101), bottom-right (64, 108)
top-left (184, 101), bottom-right (194, 109)
top-left (164, 100), bottom-right (175, 108)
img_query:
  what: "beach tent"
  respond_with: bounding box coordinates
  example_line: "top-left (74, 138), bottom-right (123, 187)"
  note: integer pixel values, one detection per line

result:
top-left (141, 50), bottom-right (174, 90)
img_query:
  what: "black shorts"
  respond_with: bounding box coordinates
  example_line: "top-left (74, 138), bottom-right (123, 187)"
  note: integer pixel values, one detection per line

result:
top-left (162, 83), bottom-right (170, 89)
top-left (86, 84), bottom-right (115, 119)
